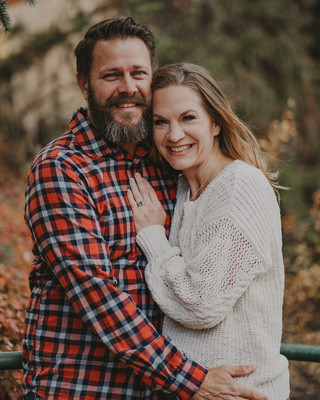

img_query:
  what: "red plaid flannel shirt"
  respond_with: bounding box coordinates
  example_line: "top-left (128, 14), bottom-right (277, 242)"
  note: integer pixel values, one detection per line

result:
top-left (23, 108), bottom-right (207, 399)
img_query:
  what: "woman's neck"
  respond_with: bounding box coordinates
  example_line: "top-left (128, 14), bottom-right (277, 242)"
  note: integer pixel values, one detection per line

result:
top-left (184, 154), bottom-right (234, 201)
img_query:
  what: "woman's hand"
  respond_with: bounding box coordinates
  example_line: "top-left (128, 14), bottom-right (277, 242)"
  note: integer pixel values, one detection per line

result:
top-left (127, 173), bottom-right (167, 232)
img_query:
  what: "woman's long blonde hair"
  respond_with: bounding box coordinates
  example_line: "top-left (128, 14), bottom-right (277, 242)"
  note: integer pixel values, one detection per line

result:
top-left (151, 62), bottom-right (280, 193)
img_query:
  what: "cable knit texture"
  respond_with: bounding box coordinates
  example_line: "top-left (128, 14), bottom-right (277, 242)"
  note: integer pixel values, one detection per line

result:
top-left (137, 160), bottom-right (290, 400)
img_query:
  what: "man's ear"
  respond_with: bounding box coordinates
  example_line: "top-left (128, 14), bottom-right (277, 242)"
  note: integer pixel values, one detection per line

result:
top-left (77, 73), bottom-right (89, 101)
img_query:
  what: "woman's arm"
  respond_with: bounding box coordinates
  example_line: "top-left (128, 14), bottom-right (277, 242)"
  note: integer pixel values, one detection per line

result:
top-left (128, 174), bottom-right (266, 330)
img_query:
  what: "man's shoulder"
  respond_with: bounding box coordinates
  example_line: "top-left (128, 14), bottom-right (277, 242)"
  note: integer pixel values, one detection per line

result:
top-left (30, 108), bottom-right (97, 170)
top-left (31, 129), bottom-right (78, 170)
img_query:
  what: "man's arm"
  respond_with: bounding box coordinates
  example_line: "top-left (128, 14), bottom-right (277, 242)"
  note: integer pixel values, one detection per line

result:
top-left (25, 156), bottom-right (207, 398)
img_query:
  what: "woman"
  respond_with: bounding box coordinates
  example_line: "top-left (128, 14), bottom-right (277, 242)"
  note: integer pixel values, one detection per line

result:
top-left (127, 63), bottom-right (290, 399)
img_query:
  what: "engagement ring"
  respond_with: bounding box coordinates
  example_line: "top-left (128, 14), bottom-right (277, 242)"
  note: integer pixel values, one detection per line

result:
top-left (137, 199), bottom-right (146, 206)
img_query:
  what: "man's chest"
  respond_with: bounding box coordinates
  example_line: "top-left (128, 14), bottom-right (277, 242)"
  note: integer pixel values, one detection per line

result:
top-left (86, 158), bottom-right (176, 259)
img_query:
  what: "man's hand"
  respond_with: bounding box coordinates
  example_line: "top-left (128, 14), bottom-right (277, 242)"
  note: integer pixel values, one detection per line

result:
top-left (191, 365), bottom-right (268, 400)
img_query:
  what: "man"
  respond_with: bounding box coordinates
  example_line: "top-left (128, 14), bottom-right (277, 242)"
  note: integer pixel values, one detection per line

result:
top-left (23, 17), bottom-right (267, 400)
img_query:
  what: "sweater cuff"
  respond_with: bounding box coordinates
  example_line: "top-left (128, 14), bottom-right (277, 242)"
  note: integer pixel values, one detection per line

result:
top-left (136, 225), bottom-right (174, 261)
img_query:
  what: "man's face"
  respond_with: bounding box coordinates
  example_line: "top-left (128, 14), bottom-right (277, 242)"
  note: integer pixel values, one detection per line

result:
top-left (79, 38), bottom-right (153, 145)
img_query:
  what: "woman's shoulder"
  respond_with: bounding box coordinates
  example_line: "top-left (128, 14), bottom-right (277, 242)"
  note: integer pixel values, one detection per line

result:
top-left (232, 160), bottom-right (277, 204)
top-left (176, 161), bottom-right (278, 217)
top-left (229, 161), bottom-right (281, 237)
top-left (203, 160), bottom-right (271, 203)
top-left (235, 160), bottom-right (270, 185)
top-left (202, 160), bottom-right (279, 220)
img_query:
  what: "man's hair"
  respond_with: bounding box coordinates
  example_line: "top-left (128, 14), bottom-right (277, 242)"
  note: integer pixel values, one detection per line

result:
top-left (74, 16), bottom-right (158, 79)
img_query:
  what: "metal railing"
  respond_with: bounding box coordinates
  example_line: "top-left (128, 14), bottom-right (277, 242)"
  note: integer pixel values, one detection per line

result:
top-left (0, 351), bottom-right (22, 371)
top-left (1, 343), bottom-right (320, 371)
top-left (280, 343), bottom-right (320, 363)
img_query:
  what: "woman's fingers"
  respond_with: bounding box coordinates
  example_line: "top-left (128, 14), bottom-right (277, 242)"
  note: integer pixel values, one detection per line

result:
top-left (134, 173), bottom-right (152, 202)
top-left (129, 175), bottom-right (146, 204)
top-left (127, 186), bottom-right (138, 210)
top-left (135, 173), bottom-right (162, 205)
top-left (127, 173), bottom-right (167, 232)
top-left (129, 173), bottom-right (157, 204)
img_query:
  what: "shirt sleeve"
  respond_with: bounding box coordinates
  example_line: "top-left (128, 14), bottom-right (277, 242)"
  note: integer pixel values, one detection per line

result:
top-left (25, 157), bottom-right (207, 399)
top-left (137, 217), bottom-right (266, 330)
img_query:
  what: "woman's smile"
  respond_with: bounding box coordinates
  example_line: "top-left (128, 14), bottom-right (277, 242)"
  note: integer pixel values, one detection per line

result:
top-left (167, 144), bottom-right (194, 154)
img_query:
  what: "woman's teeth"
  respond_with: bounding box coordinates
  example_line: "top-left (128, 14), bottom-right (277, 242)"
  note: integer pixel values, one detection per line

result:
top-left (169, 145), bottom-right (192, 153)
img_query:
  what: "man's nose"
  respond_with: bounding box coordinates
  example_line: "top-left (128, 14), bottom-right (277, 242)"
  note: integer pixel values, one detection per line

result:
top-left (167, 123), bottom-right (185, 142)
top-left (118, 75), bottom-right (137, 97)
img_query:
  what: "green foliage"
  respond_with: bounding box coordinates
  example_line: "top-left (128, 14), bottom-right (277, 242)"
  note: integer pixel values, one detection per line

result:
top-left (280, 161), bottom-right (319, 219)
top-left (0, 0), bottom-right (36, 31)
top-left (69, 10), bottom-right (92, 33)
top-left (0, 25), bottom-right (66, 82)
top-left (280, 161), bottom-right (320, 273)
top-left (0, 0), bottom-right (10, 31)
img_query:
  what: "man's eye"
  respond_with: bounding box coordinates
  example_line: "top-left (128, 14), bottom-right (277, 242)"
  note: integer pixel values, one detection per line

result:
top-left (133, 71), bottom-right (146, 77)
top-left (153, 119), bottom-right (167, 126)
top-left (104, 73), bottom-right (118, 80)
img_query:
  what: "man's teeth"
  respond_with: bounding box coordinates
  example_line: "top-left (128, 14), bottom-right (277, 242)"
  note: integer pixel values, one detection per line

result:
top-left (119, 103), bottom-right (135, 108)
top-left (170, 145), bottom-right (192, 153)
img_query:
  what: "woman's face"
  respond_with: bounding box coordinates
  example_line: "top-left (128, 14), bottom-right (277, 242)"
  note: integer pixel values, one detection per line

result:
top-left (152, 85), bottom-right (221, 174)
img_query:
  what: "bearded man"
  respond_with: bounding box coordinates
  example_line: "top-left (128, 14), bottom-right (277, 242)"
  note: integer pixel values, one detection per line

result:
top-left (23, 16), bottom-right (267, 400)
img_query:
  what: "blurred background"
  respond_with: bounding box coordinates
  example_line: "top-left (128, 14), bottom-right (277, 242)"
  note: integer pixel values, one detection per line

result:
top-left (0, 0), bottom-right (319, 398)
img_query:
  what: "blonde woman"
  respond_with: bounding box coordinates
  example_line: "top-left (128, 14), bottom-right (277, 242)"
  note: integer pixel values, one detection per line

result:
top-left (128, 63), bottom-right (290, 400)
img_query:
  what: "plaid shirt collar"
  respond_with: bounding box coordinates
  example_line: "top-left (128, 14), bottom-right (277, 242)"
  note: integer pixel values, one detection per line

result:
top-left (69, 107), bottom-right (151, 162)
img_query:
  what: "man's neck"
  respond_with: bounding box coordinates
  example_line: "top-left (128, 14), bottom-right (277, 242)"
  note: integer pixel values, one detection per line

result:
top-left (119, 143), bottom-right (137, 157)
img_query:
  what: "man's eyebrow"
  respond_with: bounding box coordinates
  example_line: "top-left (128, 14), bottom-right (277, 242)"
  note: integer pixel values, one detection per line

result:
top-left (102, 65), bottom-right (149, 72)
top-left (132, 64), bottom-right (149, 69)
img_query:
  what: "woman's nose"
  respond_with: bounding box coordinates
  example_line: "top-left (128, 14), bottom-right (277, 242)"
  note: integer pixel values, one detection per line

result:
top-left (167, 124), bottom-right (185, 142)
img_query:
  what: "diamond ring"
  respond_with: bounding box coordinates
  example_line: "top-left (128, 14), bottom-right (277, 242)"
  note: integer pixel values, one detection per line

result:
top-left (136, 199), bottom-right (146, 207)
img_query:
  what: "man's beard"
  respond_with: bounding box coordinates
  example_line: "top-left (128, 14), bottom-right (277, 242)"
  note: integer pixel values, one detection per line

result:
top-left (87, 87), bottom-right (152, 145)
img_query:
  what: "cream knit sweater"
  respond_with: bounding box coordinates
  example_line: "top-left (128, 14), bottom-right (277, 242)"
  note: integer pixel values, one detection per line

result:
top-left (136, 160), bottom-right (290, 400)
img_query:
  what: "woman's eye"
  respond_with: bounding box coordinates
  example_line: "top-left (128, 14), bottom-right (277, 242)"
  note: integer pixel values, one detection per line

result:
top-left (153, 119), bottom-right (167, 126)
top-left (183, 115), bottom-right (195, 121)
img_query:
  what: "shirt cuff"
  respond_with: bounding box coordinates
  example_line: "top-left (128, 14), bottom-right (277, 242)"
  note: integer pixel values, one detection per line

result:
top-left (167, 355), bottom-right (208, 399)
top-left (136, 225), bottom-right (174, 261)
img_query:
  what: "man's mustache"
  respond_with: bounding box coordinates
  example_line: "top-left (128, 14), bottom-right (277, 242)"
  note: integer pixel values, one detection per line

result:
top-left (105, 93), bottom-right (149, 108)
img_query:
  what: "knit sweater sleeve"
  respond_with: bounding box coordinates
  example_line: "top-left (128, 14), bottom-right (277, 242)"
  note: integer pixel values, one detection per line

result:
top-left (136, 165), bottom-right (279, 330)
